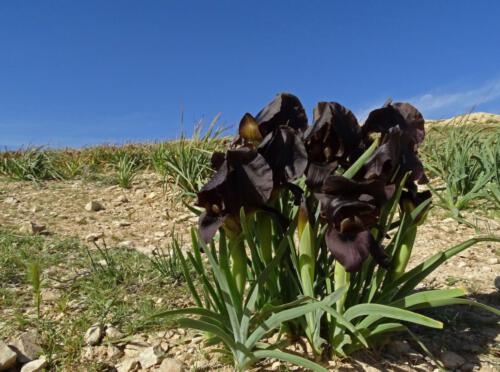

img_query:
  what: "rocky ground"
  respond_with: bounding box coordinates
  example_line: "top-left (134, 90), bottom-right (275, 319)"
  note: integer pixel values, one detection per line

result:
top-left (0, 173), bottom-right (499, 371)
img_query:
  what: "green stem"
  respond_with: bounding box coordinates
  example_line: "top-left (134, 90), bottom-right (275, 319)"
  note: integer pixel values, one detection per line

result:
top-left (392, 226), bottom-right (417, 280)
top-left (334, 261), bottom-right (350, 314)
top-left (230, 239), bottom-right (247, 296)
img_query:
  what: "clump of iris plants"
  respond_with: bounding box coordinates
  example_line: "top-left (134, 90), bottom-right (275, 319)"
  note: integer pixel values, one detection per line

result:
top-left (157, 93), bottom-right (500, 371)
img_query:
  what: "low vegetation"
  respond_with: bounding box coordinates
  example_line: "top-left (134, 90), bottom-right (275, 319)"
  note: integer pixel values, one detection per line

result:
top-left (0, 105), bottom-right (498, 370)
top-left (0, 229), bottom-right (186, 370)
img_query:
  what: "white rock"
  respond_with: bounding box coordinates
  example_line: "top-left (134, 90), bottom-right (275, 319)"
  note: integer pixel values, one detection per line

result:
top-left (85, 201), bottom-right (105, 212)
top-left (4, 196), bottom-right (19, 205)
top-left (0, 340), bottom-right (17, 370)
top-left (75, 216), bottom-right (87, 225)
top-left (19, 222), bottom-right (46, 235)
top-left (11, 330), bottom-right (43, 363)
top-left (441, 351), bottom-right (465, 370)
top-left (139, 345), bottom-right (164, 368)
top-left (118, 241), bottom-right (134, 249)
top-left (147, 192), bottom-right (157, 200)
top-left (85, 232), bottom-right (104, 242)
top-left (105, 326), bottom-right (124, 340)
top-left (115, 195), bottom-right (129, 203)
top-left (84, 325), bottom-right (103, 346)
top-left (30, 206), bottom-right (41, 213)
top-left (20, 357), bottom-right (47, 372)
top-left (116, 358), bottom-right (140, 372)
top-left (154, 231), bottom-right (166, 238)
top-left (158, 358), bottom-right (185, 372)
top-left (487, 257), bottom-right (499, 265)
top-left (124, 341), bottom-right (149, 358)
top-left (114, 221), bottom-right (131, 227)
top-left (107, 345), bottom-right (123, 359)
top-left (136, 245), bottom-right (156, 255)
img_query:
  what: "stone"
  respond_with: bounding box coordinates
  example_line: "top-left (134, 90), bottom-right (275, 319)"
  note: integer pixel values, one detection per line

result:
top-left (116, 358), bottom-right (140, 372)
top-left (154, 231), bottom-right (166, 238)
top-left (114, 221), bottom-right (131, 227)
top-left (138, 345), bottom-right (164, 368)
top-left (136, 245), bottom-right (156, 255)
top-left (441, 351), bottom-right (465, 370)
top-left (105, 326), bottom-right (124, 340)
top-left (85, 201), bottom-right (105, 212)
top-left (0, 340), bottom-right (17, 370)
top-left (85, 232), bottom-right (104, 242)
top-left (147, 192), bottom-right (157, 200)
top-left (84, 324), bottom-right (103, 346)
top-left (115, 195), bottom-right (129, 203)
top-left (461, 362), bottom-right (475, 371)
top-left (10, 330), bottom-right (43, 363)
top-left (387, 340), bottom-right (412, 355)
top-left (107, 345), bottom-right (123, 359)
top-left (158, 358), bottom-right (185, 372)
top-left (487, 257), bottom-right (499, 265)
top-left (124, 341), bottom-right (149, 358)
top-left (4, 197), bottom-right (19, 205)
top-left (30, 206), bottom-right (41, 213)
top-left (19, 222), bottom-right (46, 235)
top-left (75, 216), bottom-right (87, 225)
top-left (118, 240), bottom-right (134, 249)
top-left (20, 357), bottom-right (47, 372)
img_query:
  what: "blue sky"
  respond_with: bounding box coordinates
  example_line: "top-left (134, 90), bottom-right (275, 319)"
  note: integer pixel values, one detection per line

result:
top-left (1, 1), bottom-right (500, 148)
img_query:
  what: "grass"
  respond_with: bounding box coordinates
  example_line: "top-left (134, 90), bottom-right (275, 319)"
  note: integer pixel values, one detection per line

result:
top-left (0, 122), bottom-right (225, 198)
top-left (421, 117), bottom-right (500, 219)
top-left (0, 228), bottom-right (189, 370)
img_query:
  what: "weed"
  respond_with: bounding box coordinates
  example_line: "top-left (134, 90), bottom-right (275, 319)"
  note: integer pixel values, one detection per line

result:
top-left (422, 117), bottom-right (500, 217)
top-left (27, 261), bottom-right (42, 319)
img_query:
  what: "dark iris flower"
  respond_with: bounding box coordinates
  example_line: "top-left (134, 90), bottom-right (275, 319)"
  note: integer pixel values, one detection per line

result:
top-left (238, 93), bottom-right (308, 145)
top-left (315, 175), bottom-right (395, 272)
top-left (196, 148), bottom-right (274, 242)
top-left (304, 102), bottom-right (362, 190)
top-left (361, 102), bottom-right (427, 184)
top-left (257, 126), bottom-right (308, 185)
top-left (236, 93), bottom-right (309, 186)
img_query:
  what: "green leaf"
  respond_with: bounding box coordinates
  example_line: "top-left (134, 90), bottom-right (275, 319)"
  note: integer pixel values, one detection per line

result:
top-left (392, 236), bottom-right (500, 299)
top-left (172, 242), bottom-right (202, 307)
top-left (252, 350), bottom-right (328, 372)
top-left (344, 303), bottom-right (443, 329)
top-left (343, 137), bottom-right (380, 179)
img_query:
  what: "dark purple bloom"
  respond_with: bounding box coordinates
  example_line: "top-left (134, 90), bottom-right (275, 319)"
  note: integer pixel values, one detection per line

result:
top-left (315, 175), bottom-right (395, 272)
top-left (361, 102), bottom-right (427, 184)
top-left (196, 148), bottom-right (273, 242)
top-left (304, 102), bottom-right (362, 189)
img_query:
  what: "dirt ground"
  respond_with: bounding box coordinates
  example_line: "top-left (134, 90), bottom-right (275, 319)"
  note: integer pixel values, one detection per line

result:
top-left (0, 173), bottom-right (499, 371)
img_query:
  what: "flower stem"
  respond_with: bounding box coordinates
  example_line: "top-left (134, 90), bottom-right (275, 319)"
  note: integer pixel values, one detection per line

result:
top-left (230, 238), bottom-right (247, 295)
top-left (335, 261), bottom-right (350, 313)
top-left (392, 225), bottom-right (417, 280)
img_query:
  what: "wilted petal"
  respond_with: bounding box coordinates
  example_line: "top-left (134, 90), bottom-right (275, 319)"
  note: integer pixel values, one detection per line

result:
top-left (258, 126), bottom-right (308, 183)
top-left (256, 93), bottom-right (308, 135)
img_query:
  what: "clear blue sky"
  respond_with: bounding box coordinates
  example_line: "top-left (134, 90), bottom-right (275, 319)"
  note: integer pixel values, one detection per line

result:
top-left (1, 1), bottom-right (500, 148)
